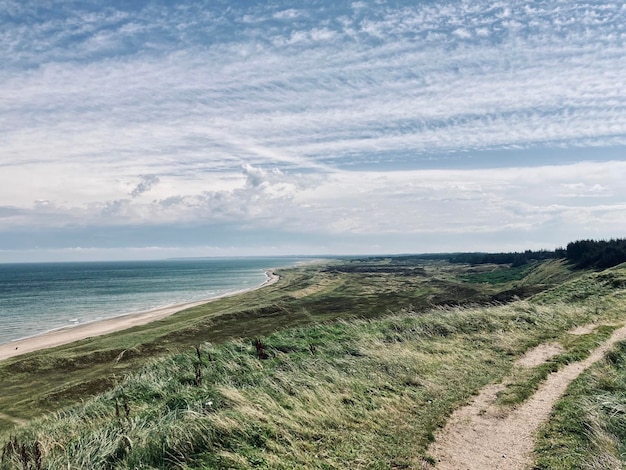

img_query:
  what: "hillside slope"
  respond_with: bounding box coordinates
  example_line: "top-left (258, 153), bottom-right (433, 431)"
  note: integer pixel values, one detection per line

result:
top-left (2, 262), bottom-right (625, 468)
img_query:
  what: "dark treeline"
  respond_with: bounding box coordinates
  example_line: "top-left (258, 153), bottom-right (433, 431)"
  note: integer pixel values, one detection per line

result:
top-left (566, 238), bottom-right (626, 269)
top-left (447, 250), bottom-right (565, 267)
top-left (401, 250), bottom-right (564, 267)
top-left (413, 238), bottom-right (626, 270)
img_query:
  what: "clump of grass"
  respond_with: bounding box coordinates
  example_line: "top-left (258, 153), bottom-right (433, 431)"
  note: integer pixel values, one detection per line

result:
top-left (1, 437), bottom-right (42, 470)
top-left (534, 340), bottom-right (626, 469)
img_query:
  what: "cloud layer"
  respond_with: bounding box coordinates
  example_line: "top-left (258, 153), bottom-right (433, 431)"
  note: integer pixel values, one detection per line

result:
top-left (1, 0), bottom-right (625, 260)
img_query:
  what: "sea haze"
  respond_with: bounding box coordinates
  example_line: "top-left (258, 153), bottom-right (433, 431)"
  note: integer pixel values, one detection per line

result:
top-left (0, 257), bottom-right (305, 345)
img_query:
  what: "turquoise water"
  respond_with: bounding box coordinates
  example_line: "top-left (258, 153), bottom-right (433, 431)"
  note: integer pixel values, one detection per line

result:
top-left (0, 257), bottom-right (305, 345)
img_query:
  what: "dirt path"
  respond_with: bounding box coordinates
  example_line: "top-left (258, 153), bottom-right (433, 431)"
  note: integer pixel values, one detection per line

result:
top-left (0, 412), bottom-right (27, 426)
top-left (428, 323), bottom-right (626, 470)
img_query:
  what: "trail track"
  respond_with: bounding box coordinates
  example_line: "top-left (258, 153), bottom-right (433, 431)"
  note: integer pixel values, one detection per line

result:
top-left (0, 412), bottom-right (27, 426)
top-left (428, 323), bottom-right (626, 470)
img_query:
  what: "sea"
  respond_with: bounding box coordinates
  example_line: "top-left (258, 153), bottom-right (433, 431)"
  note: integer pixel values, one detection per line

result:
top-left (0, 257), bottom-right (307, 345)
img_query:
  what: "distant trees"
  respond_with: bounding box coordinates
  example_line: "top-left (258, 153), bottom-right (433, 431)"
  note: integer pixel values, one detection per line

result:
top-left (394, 238), bottom-right (626, 271)
top-left (440, 238), bottom-right (626, 270)
top-left (448, 249), bottom-right (564, 267)
top-left (565, 238), bottom-right (626, 269)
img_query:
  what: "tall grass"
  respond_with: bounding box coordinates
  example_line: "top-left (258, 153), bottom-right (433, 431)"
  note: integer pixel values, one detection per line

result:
top-left (0, 298), bottom-right (609, 469)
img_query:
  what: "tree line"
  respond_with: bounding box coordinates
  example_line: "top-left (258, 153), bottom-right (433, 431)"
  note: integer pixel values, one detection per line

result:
top-left (415, 238), bottom-right (626, 270)
top-left (565, 238), bottom-right (626, 269)
top-left (447, 249), bottom-right (564, 267)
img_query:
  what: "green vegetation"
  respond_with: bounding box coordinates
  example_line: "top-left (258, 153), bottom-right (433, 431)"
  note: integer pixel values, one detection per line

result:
top-left (534, 265), bottom-right (626, 306)
top-left (1, 256), bottom-right (626, 468)
top-left (535, 339), bottom-right (626, 469)
top-left (460, 262), bottom-right (533, 285)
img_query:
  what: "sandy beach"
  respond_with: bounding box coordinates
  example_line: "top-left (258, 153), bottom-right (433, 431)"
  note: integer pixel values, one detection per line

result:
top-left (0, 270), bottom-right (279, 362)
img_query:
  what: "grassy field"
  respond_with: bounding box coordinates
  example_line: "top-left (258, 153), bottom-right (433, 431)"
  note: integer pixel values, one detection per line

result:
top-left (0, 258), bottom-right (566, 428)
top-left (1, 258), bottom-right (625, 468)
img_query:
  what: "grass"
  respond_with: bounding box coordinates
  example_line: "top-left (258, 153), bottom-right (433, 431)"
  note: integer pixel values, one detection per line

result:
top-left (534, 264), bottom-right (626, 306)
top-left (1, 259), bottom-right (625, 468)
top-left (534, 339), bottom-right (626, 469)
top-left (460, 263), bottom-right (533, 285)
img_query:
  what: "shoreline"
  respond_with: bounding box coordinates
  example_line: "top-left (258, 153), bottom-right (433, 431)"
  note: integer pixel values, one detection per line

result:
top-left (0, 270), bottom-right (280, 362)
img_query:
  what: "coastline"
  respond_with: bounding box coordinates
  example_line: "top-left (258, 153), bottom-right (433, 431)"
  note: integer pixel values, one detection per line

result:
top-left (0, 270), bottom-right (279, 362)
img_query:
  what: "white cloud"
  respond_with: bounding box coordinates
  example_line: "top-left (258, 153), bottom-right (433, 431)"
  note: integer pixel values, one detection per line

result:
top-left (453, 28), bottom-right (472, 39)
top-left (273, 9), bottom-right (302, 20)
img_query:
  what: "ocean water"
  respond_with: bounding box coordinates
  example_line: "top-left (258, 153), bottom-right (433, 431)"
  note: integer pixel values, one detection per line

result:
top-left (0, 257), bottom-right (305, 345)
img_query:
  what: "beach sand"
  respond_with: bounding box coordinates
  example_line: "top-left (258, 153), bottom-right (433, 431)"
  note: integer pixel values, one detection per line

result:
top-left (0, 271), bottom-right (279, 362)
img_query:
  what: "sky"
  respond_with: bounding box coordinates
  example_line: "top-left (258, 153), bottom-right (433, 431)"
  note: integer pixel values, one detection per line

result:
top-left (1, 0), bottom-right (625, 262)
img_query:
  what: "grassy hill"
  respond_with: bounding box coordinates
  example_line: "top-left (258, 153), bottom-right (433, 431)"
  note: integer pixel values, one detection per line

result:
top-left (1, 259), bottom-right (625, 468)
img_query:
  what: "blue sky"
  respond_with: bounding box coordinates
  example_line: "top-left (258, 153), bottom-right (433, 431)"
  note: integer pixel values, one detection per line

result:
top-left (1, 0), bottom-right (625, 262)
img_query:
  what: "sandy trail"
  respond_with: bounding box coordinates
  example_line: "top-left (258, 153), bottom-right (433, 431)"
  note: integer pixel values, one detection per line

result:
top-left (0, 271), bottom-right (279, 362)
top-left (429, 323), bottom-right (626, 470)
top-left (0, 412), bottom-right (28, 426)
top-left (514, 343), bottom-right (564, 368)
